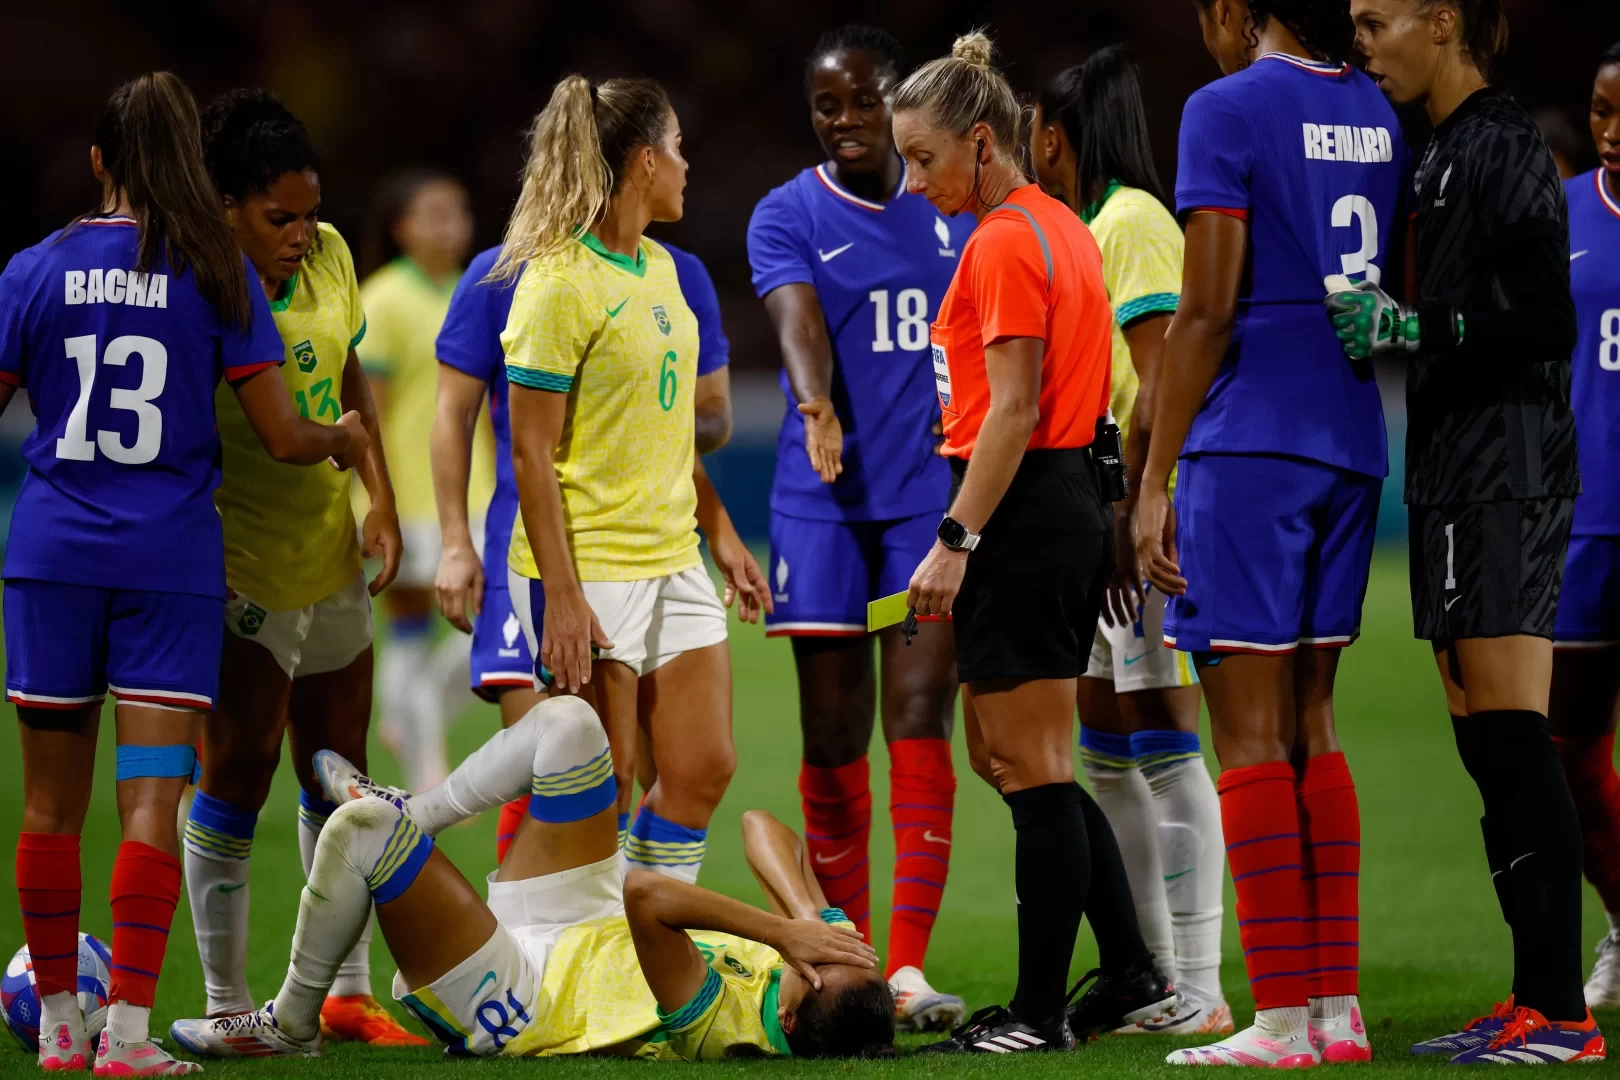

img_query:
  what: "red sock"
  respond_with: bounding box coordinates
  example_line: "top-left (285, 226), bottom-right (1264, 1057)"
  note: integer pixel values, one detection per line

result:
top-left (1299, 751), bottom-right (1361, 998)
top-left (108, 841), bottom-right (181, 1008)
top-left (1554, 734), bottom-right (1620, 911)
top-left (887, 739), bottom-right (955, 976)
top-left (800, 757), bottom-right (872, 942)
top-left (17, 833), bottom-right (81, 998)
top-left (1219, 761), bottom-right (1307, 1011)
top-left (495, 798), bottom-right (527, 865)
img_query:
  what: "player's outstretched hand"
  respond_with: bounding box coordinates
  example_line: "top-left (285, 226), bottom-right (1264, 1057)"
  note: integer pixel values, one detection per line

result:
top-left (797, 397), bottom-right (844, 483)
top-left (1103, 504), bottom-right (1144, 628)
top-left (711, 531), bottom-right (773, 624)
top-left (1135, 486), bottom-right (1186, 597)
top-left (363, 506), bottom-right (403, 595)
top-left (328, 409), bottom-right (370, 471)
top-left (542, 585), bottom-right (614, 693)
top-left (770, 918), bottom-right (879, 990)
top-left (1325, 279), bottom-right (1420, 364)
top-left (907, 540), bottom-right (967, 618)
top-left (435, 542), bottom-right (483, 634)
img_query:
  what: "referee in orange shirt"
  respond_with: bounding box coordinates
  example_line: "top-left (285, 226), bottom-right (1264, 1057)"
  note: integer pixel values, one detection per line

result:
top-left (893, 31), bottom-right (1177, 1054)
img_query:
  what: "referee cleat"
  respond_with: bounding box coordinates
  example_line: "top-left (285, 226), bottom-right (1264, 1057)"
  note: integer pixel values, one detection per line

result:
top-left (319, 995), bottom-right (430, 1047)
top-left (1412, 998), bottom-right (1517, 1056)
top-left (312, 750), bottom-right (408, 812)
top-left (38, 1018), bottom-right (93, 1071)
top-left (1584, 931), bottom-right (1620, 1009)
top-left (1065, 956), bottom-right (1180, 1041)
top-left (920, 1005), bottom-right (1075, 1054)
top-left (888, 966), bottom-right (966, 1033)
top-left (169, 1002), bottom-right (320, 1060)
top-left (1448, 1006), bottom-right (1605, 1065)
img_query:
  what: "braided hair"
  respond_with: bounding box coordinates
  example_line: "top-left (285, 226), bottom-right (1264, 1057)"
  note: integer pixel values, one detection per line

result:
top-left (804, 24), bottom-right (911, 95)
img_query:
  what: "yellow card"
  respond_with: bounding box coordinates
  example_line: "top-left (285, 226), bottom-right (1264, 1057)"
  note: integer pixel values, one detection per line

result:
top-left (867, 591), bottom-right (910, 633)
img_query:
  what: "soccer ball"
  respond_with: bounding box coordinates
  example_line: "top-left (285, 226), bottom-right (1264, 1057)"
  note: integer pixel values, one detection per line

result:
top-left (1, 934), bottom-right (111, 1051)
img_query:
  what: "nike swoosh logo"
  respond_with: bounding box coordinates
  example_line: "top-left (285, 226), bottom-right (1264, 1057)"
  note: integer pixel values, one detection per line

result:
top-left (1162, 868), bottom-right (1194, 882)
top-left (1445, 596), bottom-right (1461, 611)
top-left (814, 847), bottom-right (855, 865)
top-left (1510, 851), bottom-right (1536, 869)
top-left (1571, 250), bottom-right (1590, 261)
top-left (218, 883), bottom-right (247, 894)
top-left (818, 243), bottom-right (854, 263)
top-left (923, 830), bottom-right (952, 846)
top-left (606, 297), bottom-right (630, 318)
top-left (1122, 652), bottom-right (1149, 666)
top-left (470, 971), bottom-right (497, 1003)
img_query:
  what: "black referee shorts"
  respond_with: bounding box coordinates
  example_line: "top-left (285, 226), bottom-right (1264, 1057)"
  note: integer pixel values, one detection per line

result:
top-left (950, 449), bottom-right (1112, 683)
top-left (1408, 497), bottom-right (1574, 642)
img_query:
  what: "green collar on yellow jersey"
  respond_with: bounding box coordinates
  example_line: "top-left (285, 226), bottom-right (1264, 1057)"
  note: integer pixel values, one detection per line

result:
top-left (1079, 178), bottom-right (1123, 227)
top-left (577, 230), bottom-right (647, 278)
top-left (393, 256), bottom-right (462, 293)
top-left (267, 272), bottom-right (298, 313)
top-left (761, 967), bottom-right (792, 1057)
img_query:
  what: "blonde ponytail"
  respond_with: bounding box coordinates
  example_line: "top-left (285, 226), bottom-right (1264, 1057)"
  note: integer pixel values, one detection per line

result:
top-left (492, 75), bottom-right (672, 282)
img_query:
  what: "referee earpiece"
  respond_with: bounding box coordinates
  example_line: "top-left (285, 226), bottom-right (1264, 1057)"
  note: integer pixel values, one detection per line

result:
top-left (976, 137), bottom-right (985, 163)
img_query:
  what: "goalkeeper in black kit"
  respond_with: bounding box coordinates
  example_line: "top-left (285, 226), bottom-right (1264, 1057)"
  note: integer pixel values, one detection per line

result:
top-left (1329, 0), bottom-right (1601, 1065)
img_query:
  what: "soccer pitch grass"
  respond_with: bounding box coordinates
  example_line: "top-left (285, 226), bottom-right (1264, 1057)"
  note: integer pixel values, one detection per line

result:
top-left (1, 550), bottom-right (1615, 1078)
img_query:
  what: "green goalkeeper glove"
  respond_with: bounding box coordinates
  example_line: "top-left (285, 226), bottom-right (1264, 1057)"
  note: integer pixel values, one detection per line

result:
top-left (1325, 279), bottom-right (1421, 361)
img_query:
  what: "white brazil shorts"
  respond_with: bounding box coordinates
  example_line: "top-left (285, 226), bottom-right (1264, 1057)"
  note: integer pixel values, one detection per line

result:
top-left (1084, 585), bottom-right (1199, 694)
top-left (224, 574), bottom-right (374, 681)
top-left (392, 852), bottom-right (623, 1057)
top-left (508, 564), bottom-right (729, 681)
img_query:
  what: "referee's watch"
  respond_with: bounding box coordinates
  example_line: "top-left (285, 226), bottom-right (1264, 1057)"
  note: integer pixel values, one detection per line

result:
top-left (937, 516), bottom-right (981, 552)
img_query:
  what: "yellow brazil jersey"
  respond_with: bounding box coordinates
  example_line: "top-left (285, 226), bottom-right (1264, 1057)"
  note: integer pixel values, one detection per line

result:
top-left (355, 259), bottom-right (495, 525)
top-left (214, 223), bottom-right (365, 610)
top-left (501, 916), bottom-right (789, 1060)
top-left (1085, 184), bottom-right (1184, 439)
top-left (502, 233), bottom-right (700, 582)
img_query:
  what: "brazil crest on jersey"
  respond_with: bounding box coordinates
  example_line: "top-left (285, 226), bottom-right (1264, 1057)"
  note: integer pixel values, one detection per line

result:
top-left (1566, 169), bottom-right (1620, 534)
top-left (0, 217), bottom-right (283, 597)
top-left (1175, 54), bottom-right (1409, 479)
top-left (747, 162), bottom-right (975, 520)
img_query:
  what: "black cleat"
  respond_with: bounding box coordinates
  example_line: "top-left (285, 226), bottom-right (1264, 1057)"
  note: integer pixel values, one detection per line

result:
top-left (1065, 956), bottom-right (1181, 1041)
top-left (921, 1004), bottom-right (1076, 1054)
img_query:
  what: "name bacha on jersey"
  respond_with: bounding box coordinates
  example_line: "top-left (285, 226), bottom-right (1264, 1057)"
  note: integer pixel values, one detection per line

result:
top-left (747, 163), bottom-right (976, 521)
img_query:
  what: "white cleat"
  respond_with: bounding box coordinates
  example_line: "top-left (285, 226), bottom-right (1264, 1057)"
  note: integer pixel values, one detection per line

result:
top-left (38, 1018), bottom-right (93, 1071)
top-left (1116, 983), bottom-right (1235, 1036)
top-left (91, 1032), bottom-right (203, 1076)
top-left (1167, 1019), bottom-right (1321, 1068)
top-left (1584, 931), bottom-right (1620, 1010)
top-left (311, 750), bottom-right (408, 811)
top-left (168, 1003), bottom-right (321, 1060)
top-left (889, 966), bottom-right (967, 1033)
top-left (1310, 999), bottom-right (1372, 1063)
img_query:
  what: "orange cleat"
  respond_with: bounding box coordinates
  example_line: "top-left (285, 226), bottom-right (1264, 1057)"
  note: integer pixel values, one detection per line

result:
top-left (318, 995), bottom-right (431, 1047)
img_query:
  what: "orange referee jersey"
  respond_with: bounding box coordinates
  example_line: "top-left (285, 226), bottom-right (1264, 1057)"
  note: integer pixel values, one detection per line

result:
top-left (930, 184), bottom-right (1113, 459)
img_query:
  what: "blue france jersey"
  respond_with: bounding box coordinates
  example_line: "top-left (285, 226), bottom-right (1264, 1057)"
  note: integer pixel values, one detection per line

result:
top-left (665, 242), bottom-right (731, 378)
top-left (1566, 169), bottom-right (1620, 535)
top-left (0, 217), bottom-right (283, 597)
top-left (748, 164), bottom-right (974, 520)
top-left (1175, 54), bottom-right (1409, 479)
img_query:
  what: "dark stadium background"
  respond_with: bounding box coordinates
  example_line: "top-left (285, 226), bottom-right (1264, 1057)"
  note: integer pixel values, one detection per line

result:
top-left (1, 0), bottom-right (1617, 540)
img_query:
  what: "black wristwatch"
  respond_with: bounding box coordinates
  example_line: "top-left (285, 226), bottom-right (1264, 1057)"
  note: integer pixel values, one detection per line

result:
top-left (937, 516), bottom-right (981, 552)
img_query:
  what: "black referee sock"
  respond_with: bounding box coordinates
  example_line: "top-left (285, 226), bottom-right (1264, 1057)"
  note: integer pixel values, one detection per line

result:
top-left (1004, 782), bottom-right (1091, 1028)
top-left (1076, 787), bottom-right (1152, 975)
top-left (1464, 710), bottom-right (1585, 1021)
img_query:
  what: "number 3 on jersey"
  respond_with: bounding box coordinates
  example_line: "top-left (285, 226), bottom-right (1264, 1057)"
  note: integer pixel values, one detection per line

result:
top-left (1323, 194), bottom-right (1382, 294)
top-left (55, 334), bottom-right (166, 465)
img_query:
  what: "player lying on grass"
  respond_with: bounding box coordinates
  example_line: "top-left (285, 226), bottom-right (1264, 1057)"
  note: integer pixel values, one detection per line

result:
top-left (168, 696), bottom-right (896, 1061)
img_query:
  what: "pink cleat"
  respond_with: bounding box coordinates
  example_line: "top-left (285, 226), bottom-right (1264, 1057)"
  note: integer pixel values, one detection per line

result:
top-left (1310, 1002), bottom-right (1372, 1063)
top-left (38, 1020), bottom-right (93, 1071)
top-left (91, 1032), bottom-right (201, 1077)
top-left (1167, 1019), bottom-right (1322, 1067)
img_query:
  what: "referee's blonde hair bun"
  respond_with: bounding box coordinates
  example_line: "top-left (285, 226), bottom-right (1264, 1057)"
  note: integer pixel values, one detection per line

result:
top-left (950, 31), bottom-right (994, 70)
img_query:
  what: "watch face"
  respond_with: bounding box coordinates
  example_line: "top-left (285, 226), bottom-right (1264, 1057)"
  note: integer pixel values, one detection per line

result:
top-left (938, 518), bottom-right (965, 548)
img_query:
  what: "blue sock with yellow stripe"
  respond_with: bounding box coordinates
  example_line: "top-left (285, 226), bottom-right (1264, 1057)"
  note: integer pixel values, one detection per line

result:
top-left (625, 808), bottom-right (706, 884)
top-left (1131, 729), bottom-right (1205, 778)
top-left (529, 745), bottom-right (617, 822)
top-left (618, 812), bottom-right (630, 851)
top-left (182, 792), bottom-right (258, 1015)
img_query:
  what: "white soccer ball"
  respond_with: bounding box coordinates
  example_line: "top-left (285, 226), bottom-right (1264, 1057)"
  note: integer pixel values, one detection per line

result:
top-left (1, 934), bottom-right (111, 1050)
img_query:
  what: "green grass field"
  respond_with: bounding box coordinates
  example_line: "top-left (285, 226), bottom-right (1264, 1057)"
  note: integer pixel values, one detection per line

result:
top-left (0, 550), bottom-right (1614, 1077)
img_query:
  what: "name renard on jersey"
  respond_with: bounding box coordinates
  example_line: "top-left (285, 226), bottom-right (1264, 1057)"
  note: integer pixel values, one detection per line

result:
top-left (1302, 124), bottom-right (1395, 164)
top-left (63, 269), bottom-right (169, 308)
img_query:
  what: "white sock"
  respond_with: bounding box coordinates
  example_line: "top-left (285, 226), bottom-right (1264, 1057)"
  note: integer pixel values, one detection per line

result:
top-left (378, 631), bottom-right (432, 777)
top-left (407, 697), bottom-right (606, 836)
top-left (39, 990), bottom-right (79, 1033)
top-left (1607, 909), bottom-right (1620, 935)
top-left (1310, 993), bottom-right (1358, 1020)
top-left (1145, 751), bottom-right (1226, 999)
top-left (275, 798), bottom-right (431, 1040)
top-left (106, 1002), bottom-right (150, 1045)
top-left (1256, 1005), bottom-right (1309, 1034)
top-left (1080, 728), bottom-right (1176, 983)
top-left (182, 792), bottom-right (257, 1016)
top-left (431, 632), bottom-right (472, 731)
top-left (298, 792), bottom-right (374, 999)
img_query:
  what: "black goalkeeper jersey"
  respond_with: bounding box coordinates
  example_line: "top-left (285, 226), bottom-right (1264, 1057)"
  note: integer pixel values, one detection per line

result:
top-left (1405, 88), bottom-right (1580, 506)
